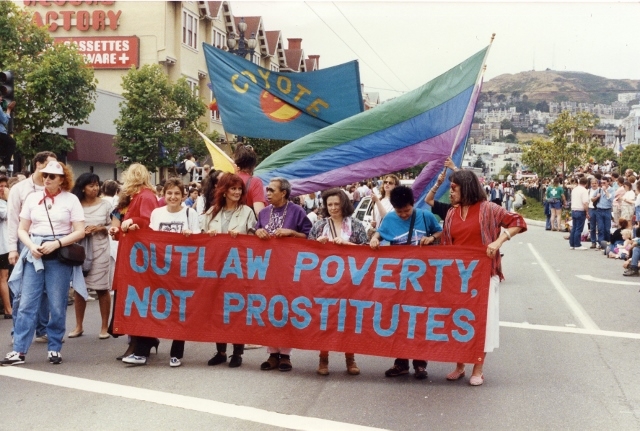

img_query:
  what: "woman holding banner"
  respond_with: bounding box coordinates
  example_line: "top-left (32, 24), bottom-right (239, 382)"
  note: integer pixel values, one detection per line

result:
top-left (108, 163), bottom-right (159, 363)
top-left (145, 178), bottom-right (201, 367)
top-left (308, 188), bottom-right (368, 375)
top-left (202, 173), bottom-right (256, 368)
top-left (442, 170), bottom-right (526, 386)
top-left (255, 177), bottom-right (312, 372)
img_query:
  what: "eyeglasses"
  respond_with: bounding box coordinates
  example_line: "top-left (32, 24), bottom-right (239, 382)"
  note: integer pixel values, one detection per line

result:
top-left (41, 173), bottom-right (60, 180)
top-left (383, 181), bottom-right (395, 185)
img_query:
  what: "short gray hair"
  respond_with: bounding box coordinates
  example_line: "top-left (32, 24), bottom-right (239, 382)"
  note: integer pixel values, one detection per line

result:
top-left (270, 177), bottom-right (291, 200)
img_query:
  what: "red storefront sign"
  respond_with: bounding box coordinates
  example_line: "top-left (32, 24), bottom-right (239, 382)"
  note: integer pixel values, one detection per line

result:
top-left (112, 231), bottom-right (492, 364)
top-left (54, 36), bottom-right (139, 69)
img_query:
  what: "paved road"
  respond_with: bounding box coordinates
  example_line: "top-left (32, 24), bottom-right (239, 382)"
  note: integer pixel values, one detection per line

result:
top-left (1, 222), bottom-right (640, 430)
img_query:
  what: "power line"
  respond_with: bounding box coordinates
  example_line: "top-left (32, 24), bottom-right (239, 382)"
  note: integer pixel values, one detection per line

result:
top-left (303, 2), bottom-right (400, 93)
top-left (332, 2), bottom-right (411, 91)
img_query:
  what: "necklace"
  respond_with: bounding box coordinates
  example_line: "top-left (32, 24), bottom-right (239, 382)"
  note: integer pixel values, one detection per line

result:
top-left (266, 201), bottom-right (289, 234)
top-left (459, 205), bottom-right (469, 221)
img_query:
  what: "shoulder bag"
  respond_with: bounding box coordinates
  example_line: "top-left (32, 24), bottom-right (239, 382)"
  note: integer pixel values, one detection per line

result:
top-left (43, 197), bottom-right (86, 266)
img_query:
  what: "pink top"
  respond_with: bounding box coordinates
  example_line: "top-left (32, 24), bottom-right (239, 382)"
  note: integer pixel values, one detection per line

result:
top-left (20, 190), bottom-right (84, 236)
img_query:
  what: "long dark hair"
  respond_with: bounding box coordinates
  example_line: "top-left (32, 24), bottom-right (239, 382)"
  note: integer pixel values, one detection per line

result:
top-left (71, 172), bottom-right (100, 202)
top-left (202, 169), bottom-right (224, 213)
top-left (211, 173), bottom-right (246, 218)
top-left (449, 170), bottom-right (487, 206)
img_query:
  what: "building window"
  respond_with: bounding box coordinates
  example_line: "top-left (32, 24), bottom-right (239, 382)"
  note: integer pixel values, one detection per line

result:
top-left (182, 9), bottom-right (198, 50)
top-left (212, 28), bottom-right (226, 50)
top-left (270, 63), bottom-right (279, 72)
top-left (186, 78), bottom-right (198, 96)
top-left (251, 53), bottom-right (260, 65)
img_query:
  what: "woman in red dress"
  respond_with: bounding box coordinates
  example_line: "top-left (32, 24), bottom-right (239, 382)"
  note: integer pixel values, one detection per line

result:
top-left (441, 170), bottom-right (526, 386)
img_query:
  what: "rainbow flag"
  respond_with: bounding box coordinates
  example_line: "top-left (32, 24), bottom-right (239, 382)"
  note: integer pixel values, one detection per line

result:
top-left (255, 46), bottom-right (489, 196)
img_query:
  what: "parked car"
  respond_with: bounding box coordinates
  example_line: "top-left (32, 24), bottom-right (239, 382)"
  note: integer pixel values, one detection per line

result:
top-left (353, 196), bottom-right (374, 232)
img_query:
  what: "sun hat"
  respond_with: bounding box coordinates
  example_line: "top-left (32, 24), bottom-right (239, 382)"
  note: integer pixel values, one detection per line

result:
top-left (40, 161), bottom-right (64, 175)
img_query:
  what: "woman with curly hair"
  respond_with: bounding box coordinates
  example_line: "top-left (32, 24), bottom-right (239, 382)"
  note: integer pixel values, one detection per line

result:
top-left (370, 174), bottom-right (400, 229)
top-left (2, 161), bottom-right (85, 366)
top-left (308, 188), bottom-right (368, 376)
top-left (107, 163), bottom-right (159, 364)
top-left (202, 173), bottom-right (256, 368)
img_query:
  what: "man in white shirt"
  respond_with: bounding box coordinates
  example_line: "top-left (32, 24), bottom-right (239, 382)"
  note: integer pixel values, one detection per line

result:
top-left (7, 151), bottom-right (57, 339)
top-left (570, 177), bottom-right (590, 250)
top-left (183, 153), bottom-right (196, 183)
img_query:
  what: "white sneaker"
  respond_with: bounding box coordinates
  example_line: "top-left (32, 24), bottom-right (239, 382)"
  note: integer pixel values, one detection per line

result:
top-left (1, 351), bottom-right (25, 366)
top-left (575, 246), bottom-right (589, 250)
top-left (48, 351), bottom-right (62, 365)
top-left (170, 357), bottom-right (182, 367)
top-left (34, 334), bottom-right (48, 343)
top-left (122, 354), bottom-right (147, 365)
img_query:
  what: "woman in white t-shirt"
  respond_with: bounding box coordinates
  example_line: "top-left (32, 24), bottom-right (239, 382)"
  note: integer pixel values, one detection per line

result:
top-left (371, 174), bottom-right (400, 229)
top-left (2, 161), bottom-right (85, 366)
top-left (201, 173), bottom-right (256, 369)
top-left (621, 181), bottom-right (635, 221)
top-left (149, 178), bottom-right (200, 367)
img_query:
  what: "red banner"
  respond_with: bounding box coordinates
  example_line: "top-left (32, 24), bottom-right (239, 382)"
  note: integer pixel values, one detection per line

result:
top-left (113, 231), bottom-right (491, 364)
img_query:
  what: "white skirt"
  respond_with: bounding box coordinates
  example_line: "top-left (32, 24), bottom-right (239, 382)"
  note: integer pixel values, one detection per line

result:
top-left (484, 275), bottom-right (500, 352)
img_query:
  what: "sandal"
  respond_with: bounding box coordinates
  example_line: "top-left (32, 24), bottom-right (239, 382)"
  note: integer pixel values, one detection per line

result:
top-left (469, 374), bottom-right (484, 386)
top-left (446, 369), bottom-right (466, 381)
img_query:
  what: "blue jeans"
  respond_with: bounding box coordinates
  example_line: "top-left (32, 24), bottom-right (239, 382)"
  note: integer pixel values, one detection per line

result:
top-left (631, 246), bottom-right (640, 268)
top-left (13, 258), bottom-right (72, 354)
top-left (570, 210), bottom-right (586, 248)
top-left (596, 208), bottom-right (611, 243)
top-left (11, 242), bottom-right (49, 337)
top-left (589, 208), bottom-right (598, 244)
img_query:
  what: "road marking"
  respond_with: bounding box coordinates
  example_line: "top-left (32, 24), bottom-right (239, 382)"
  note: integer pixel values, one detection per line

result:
top-left (0, 367), bottom-right (388, 431)
top-left (501, 321), bottom-right (640, 340)
top-left (527, 243), bottom-right (599, 330)
top-left (576, 274), bottom-right (640, 286)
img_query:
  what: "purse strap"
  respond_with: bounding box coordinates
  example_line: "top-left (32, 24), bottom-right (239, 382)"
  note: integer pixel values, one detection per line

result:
top-left (42, 193), bottom-right (59, 240)
top-left (406, 210), bottom-right (417, 245)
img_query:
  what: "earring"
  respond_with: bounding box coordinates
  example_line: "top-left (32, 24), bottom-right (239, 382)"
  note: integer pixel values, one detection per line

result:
top-left (223, 194), bottom-right (226, 197)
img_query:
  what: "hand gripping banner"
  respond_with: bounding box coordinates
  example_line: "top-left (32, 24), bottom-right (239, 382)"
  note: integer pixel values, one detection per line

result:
top-left (112, 231), bottom-right (491, 364)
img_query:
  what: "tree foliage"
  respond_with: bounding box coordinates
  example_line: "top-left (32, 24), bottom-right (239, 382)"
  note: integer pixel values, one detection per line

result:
top-left (244, 138), bottom-right (291, 167)
top-left (0, 2), bottom-right (97, 160)
top-left (521, 138), bottom-right (557, 178)
top-left (587, 146), bottom-right (617, 165)
top-left (546, 110), bottom-right (599, 178)
top-left (114, 65), bottom-right (207, 173)
top-left (620, 144), bottom-right (640, 174)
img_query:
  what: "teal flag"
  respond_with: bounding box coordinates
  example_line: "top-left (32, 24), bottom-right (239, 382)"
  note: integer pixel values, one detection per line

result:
top-left (203, 43), bottom-right (363, 140)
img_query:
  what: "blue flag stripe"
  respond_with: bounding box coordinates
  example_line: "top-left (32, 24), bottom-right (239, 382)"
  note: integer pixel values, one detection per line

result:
top-left (258, 85), bottom-right (474, 181)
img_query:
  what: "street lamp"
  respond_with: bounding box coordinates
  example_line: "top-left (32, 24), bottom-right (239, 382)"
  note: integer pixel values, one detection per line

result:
top-left (227, 17), bottom-right (257, 61)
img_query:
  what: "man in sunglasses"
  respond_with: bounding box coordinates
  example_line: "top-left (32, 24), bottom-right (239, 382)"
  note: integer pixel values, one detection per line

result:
top-left (6, 151), bottom-right (58, 341)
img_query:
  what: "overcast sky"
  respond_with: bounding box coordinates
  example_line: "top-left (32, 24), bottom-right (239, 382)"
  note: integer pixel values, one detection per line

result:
top-left (230, 1), bottom-right (640, 101)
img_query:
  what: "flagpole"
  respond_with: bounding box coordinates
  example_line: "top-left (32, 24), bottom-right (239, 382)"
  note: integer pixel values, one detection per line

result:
top-left (448, 33), bottom-right (496, 161)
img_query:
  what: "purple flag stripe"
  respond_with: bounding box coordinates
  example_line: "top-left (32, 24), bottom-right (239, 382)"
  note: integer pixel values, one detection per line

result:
top-left (287, 126), bottom-right (463, 196)
top-left (411, 82), bottom-right (482, 197)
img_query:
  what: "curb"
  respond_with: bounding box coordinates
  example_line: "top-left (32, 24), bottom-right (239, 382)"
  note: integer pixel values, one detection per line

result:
top-left (523, 218), bottom-right (546, 228)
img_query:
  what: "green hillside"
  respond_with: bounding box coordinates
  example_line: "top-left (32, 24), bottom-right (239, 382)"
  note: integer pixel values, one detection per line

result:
top-left (482, 70), bottom-right (640, 104)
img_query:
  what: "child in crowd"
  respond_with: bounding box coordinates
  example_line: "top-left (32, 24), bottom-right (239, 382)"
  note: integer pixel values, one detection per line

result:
top-left (608, 229), bottom-right (633, 259)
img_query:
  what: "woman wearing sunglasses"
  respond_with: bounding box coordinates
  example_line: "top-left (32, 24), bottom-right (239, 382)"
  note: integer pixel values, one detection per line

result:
top-left (2, 161), bottom-right (85, 366)
top-left (371, 174), bottom-right (400, 229)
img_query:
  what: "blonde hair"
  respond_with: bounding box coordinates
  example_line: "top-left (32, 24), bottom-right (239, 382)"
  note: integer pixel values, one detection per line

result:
top-left (622, 229), bottom-right (633, 239)
top-left (380, 174), bottom-right (400, 199)
top-left (121, 163), bottom-right (153, 197)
